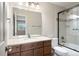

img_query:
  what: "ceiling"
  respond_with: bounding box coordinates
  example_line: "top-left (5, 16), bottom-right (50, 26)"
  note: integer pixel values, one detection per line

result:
top-left (51, 2), bottom-right (79, 8)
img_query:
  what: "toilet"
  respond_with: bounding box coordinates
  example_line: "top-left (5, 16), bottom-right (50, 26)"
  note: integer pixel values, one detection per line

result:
top-left (52, 38), bottom-right (68, 56)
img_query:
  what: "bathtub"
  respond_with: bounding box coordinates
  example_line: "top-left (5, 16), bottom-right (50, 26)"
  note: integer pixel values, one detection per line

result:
top-left (58, 43), bottom-right (79, 56)
top-left (64, 43), bottom-right (79, 52)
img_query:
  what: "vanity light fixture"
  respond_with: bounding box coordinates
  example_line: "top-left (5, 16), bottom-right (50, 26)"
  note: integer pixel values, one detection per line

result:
top-left (18, 2), bottom-right (40, 10)
top-left (29, 2), bottom-right (40, 9)
top-left (36, 4), bottom-right (40, 9)
top-left (30, 3), bottom-right (35, 8)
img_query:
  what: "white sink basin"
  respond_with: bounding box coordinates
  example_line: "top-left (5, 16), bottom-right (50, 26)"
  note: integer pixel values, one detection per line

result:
top-left (7, 36), bottom-right (51, 46)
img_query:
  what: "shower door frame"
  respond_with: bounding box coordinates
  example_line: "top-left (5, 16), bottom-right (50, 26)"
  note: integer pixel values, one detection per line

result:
top-left (57, 4), bottom-right (79, 52)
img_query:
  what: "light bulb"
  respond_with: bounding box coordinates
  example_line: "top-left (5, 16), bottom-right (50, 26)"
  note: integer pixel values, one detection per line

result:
top-left (18, 2), bottom-right (23, 6)
top-left (36, 5), bottom-right (40, 9)
top-left (30, 3), bottom-right (35, 8)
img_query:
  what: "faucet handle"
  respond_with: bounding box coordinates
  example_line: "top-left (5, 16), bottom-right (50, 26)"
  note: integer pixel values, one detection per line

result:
top-left (28, 33), bottom-right (31, 38)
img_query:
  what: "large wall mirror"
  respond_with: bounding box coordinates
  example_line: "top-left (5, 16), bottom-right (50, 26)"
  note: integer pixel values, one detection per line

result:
top-left (13, 8), bottom-right (42, 36)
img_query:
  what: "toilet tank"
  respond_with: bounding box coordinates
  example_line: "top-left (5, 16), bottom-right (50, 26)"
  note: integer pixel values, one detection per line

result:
top-left (52, 38), bottom-right (58, 47)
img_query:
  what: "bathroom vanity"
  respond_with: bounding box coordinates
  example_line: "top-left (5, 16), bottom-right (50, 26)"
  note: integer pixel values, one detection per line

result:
top-left (7, 37), bottom-right (53, 56)
top-left (7, 7), bottom-right (53, 56)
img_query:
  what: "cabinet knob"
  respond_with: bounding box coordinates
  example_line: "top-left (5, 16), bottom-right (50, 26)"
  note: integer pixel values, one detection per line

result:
top-left (8, 47), bottom-right (12, 52)
top-left (5, 47), bottom-right (12, 52)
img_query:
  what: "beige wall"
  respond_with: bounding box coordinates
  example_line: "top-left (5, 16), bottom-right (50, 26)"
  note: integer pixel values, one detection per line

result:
top-left (7, 2), bottom-right (65, 39)
top-left (40, 2), bottom-right (65, 38)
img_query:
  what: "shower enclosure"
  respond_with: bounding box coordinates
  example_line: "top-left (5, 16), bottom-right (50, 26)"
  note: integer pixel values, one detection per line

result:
top-left (58, 4), bottom-right (79, 52)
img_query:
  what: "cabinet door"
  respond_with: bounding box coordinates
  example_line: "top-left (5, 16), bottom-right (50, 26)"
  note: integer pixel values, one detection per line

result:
top-left (21, 50), bottom-right (33, 56)
top-left (8, 53), bottom-right (20, 56)
top-left (21, 43), bottom-right (34, 51)
top-left (34, 48), bottom-right (43, 56)
top-left (44, 40), bottom-right (51, 47)
top-left (8, 45), bottom-right (20, 54)
top-left (33, 41), bottom-right (43, 49)
top-left (44, 46), bottom-right (51, 56)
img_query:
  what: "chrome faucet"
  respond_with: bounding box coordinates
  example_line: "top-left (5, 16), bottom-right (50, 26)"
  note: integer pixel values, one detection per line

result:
top-left (27, 33), bottom-right (31, 38)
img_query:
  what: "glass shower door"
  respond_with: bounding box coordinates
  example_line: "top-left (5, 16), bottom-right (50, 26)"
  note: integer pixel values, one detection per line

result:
top-left (58, 5), bottom-right (79, 51)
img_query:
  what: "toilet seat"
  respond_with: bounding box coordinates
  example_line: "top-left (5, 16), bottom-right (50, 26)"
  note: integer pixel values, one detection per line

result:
top-left (54, 46), bottom-right (68, 56)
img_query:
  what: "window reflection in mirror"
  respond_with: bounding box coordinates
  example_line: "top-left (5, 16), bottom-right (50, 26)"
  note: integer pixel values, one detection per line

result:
top-left (13, 8), bottom-right (42, 37)
top-left (16, 16), bottom-right (26, 35)
top-left (14, 14), bottom-right (28, 36)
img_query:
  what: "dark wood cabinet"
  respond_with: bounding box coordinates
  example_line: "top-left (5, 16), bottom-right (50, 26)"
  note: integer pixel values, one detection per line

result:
top-left (44, 46), bottom-right (51, 56)
top-left (34, 48), bottom-right (43, 56)
top-left (21, 43), bottom-right (33, 51)
top-left (8, 52), bottom-right (20, 56)
top-left (21, 50), bottom-right (33, 56)
top-left (33, 41), bottom-right (43, 48)
top-left (8, 40), bottom-right (52, 56)
top-left (8, 45), bottom-right (20, 56)
top-left (43, 40), bottom-right (51, 56)
top-left (44, 40), bottom-right (51, 47)
top-left (8, 45), bottom-right (20, 53)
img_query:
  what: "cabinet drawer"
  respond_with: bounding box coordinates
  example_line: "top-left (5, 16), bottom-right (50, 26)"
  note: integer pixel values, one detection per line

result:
top-left (21, 43), bottom-right (34, 51)
top-left (8, 52), bottom-right (20, 56)
top-left (34, 48), bottom-right (43, 56)
top-left (44, 46), bottom-right (51, 56)
top-left (44, 40), bottom-right (51, 47)
top-left (21, 50), bottom-right (33, 56)
top-left (8, 45), bottom-right (20, 54)
top-left (33, 41), bottom-right (43, 48)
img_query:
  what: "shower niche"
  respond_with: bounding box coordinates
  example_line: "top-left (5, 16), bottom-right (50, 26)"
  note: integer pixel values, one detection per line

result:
top-left (58, 5), bottom-right (79, 51)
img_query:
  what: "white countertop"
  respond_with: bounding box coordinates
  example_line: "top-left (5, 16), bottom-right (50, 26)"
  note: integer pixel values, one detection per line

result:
top-left (7, 36), bottom-right (52, 46)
